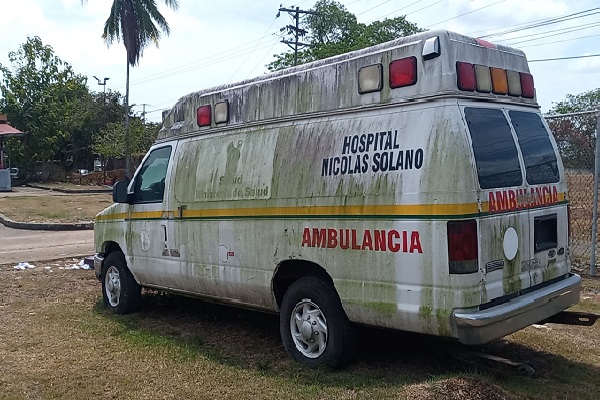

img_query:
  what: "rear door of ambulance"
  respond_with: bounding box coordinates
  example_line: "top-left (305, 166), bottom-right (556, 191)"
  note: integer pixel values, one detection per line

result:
top-left (462, 105), bottom-right (568, 305)
top-left (508, 109), bottom-right (569, 288)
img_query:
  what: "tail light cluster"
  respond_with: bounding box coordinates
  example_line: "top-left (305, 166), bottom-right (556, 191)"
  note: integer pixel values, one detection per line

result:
top-left (456, 61), bottom-right (534, 99)
top-left (447, 220), bottom-right (479, 274)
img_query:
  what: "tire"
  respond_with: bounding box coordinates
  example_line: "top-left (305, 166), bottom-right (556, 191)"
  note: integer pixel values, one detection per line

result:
top-left (280, 276), bottom-right (356, 369)
top-left (101, 252), bottom-right (141, 314)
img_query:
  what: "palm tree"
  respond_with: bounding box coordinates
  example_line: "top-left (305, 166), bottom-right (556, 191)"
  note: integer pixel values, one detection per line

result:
top-left (82, 0), bottom-right (179, 177)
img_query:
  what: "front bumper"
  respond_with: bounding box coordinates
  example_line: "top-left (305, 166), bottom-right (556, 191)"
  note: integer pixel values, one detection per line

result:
top-left (93, 253), bottom-right (104, 281)
top-left (452, 273), bottom-right (581, 345)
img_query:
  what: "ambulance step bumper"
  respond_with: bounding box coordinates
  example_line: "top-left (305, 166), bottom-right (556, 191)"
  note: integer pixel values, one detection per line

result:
top-left (452, 273), bottom-right (581, 345)
top-left (93, 253), bottom-right (104, 281)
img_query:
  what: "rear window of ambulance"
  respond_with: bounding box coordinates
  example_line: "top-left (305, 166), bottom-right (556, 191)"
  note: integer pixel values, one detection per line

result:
top-left (509, 111), bottom-right (560, 184)
top-left (465, 108), bottom-right (523, 189)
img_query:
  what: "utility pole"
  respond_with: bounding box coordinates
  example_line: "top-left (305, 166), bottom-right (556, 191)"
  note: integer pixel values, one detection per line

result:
top-left (93, 76), bottom-right (109, 181)
top-left (278, 6), bottom-right (317, 66)
top-left (139, 103), bottom-right (150, 123)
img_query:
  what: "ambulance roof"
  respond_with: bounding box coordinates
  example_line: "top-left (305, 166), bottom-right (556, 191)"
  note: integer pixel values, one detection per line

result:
top-left (158, 30), bottom-right (535, 141)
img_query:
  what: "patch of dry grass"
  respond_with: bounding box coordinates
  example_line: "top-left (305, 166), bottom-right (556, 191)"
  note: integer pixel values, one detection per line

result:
top-left (0, 265), bottom-right (598, 400)
top-left (0, 194), bottom-right (112, 223)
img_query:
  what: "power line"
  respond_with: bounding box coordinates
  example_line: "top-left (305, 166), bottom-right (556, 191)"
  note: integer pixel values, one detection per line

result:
top-left (517, 33), bottom-right (600, 49)
top-left (356, 0), bottom-right (392, 16)
top-left (404, 0), bottom-right (445, 18)
top-left (476, 7), bottom-right (600, 39)
top-left (245, 35), bottom-right (282, 79)
top-left (529, 53), bottom-right (600, 62)
top-left (228, 14), bottom-right (279, 83)
top-left (369, 0), bottom-right (438, 22)
top-left (110, 38), bottom-right (280, 90)
top-left (500, 22), bottom-right (600, 46)
top-left (425, 0), bottom-right (509, 29)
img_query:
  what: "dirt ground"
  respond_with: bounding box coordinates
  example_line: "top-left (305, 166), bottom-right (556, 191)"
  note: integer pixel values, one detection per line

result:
top-left (0, 261), bottom-right (598, 400)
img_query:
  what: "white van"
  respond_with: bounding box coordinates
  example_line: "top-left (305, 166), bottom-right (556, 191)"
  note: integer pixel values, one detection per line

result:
top-left (94, 30), bottom-right (581, 368)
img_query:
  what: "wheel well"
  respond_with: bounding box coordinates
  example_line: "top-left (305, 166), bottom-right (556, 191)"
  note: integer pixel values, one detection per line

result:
top-left (102, 241), bottom-right (123, 257)
top-left (272, 260), bottom-right (335, 309)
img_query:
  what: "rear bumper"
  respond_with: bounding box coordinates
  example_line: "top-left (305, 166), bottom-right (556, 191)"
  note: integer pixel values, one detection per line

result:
top-left (452, 273), bottom-right (581, 345)
top-left (93, 253), bottom-right (104, 281)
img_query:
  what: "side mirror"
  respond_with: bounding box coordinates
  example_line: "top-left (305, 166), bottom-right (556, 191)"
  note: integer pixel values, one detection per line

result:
top-left (113, 180), bottom-right (130, 203)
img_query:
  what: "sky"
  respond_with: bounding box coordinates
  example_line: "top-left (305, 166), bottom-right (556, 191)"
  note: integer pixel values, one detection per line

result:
top-left (1, 0), bottom-right (599, 123)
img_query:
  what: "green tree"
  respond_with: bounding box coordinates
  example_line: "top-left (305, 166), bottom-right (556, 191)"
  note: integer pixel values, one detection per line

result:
top-left (81, 0), bottom-right (179, 177)
top-left (0, 37), bottom-right (91, 177)
top-left (268, 0), bottom-right (423, 71)
top-left (93, 117), bottom-right (159, 172)
top-left (546, 89), bottom-right (599, 169)
top-left (64, 90), bottom-right (127, 173)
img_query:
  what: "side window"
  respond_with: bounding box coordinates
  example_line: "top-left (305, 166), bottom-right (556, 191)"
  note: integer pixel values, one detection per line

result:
top-left (132, 146), bottom-right (172, 204)
top-left (509, 111), bottom-right (560, 184)
top-left (465, 108), bottom-right (523, 189)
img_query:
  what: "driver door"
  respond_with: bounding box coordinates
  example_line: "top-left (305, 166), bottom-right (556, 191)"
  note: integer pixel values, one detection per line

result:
top-left (126, 143), bottom-right (179, 288)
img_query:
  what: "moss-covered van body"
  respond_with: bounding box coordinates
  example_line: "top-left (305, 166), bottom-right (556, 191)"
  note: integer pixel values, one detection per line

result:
top-left (94, 30), bottom-right (580, 365)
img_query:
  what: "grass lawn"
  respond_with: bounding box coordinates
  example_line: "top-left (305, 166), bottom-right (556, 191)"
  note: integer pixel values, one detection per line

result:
top-left (0, 193), bottom-right (112, 223)
top-left (0, 261), bottom-right (598, 400)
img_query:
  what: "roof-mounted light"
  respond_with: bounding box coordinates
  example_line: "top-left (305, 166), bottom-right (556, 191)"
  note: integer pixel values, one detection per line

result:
top-left (475, 65), bottom-right (492, 92)
top-left (520, 72), bottom-right (535, 98)
top-left (457, 62), bottom-right (534, 99)
top-left (389, 56), bottom-right (417, 89)
top-left (490, 67), bottom-right (508, 95)
top-left (214, 101), bottom-right (229, 124)
top-left (197, 105), bottom-right (211, 127)
top-left (358, 64), bottom-right (383, 94)
top-left (507, 70), bottom-right (522, 96)
top-left (422, 36), bottom-right (441, 60)
top-left (456, 61), bottom-right (476, 91)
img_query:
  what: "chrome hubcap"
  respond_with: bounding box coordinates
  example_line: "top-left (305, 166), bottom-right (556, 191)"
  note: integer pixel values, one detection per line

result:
top-left (104, 266), bottom-right (121, 307)
top-left (290, 298), bottom-right (327, 358)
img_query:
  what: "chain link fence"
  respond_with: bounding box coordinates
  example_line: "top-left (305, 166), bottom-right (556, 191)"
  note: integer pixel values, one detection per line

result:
top-left (546, 112), bottom-right (597, 269)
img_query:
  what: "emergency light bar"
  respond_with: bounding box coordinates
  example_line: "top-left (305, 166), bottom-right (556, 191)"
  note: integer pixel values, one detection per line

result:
top-left (456, 61), bottom-right (534, 99)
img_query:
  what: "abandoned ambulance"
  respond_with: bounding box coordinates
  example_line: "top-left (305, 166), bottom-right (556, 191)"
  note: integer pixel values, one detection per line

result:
top-left (94, 29), bottom-right (583, 368)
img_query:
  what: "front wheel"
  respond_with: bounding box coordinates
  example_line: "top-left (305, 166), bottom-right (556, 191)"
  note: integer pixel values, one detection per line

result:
top-left (102, 252), bottom-right (141, 314)
top-left (280, 277), bottom-right (356, 369)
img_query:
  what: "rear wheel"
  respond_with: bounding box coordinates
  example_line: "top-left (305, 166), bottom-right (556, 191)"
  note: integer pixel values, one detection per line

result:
top-left (102, 252), bottom-right (141, 314)
top-left (280, 277), bottom-right (356, 369)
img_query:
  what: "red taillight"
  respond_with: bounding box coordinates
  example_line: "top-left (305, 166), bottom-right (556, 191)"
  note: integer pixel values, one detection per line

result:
top-left (389, 56), bottom-right (417, 88)
top-left (197, 105), bottom-right (211, 127)
top-left (520, 72), bottom-right (535, 98)
top-left (456, 61), bottom-right (476, 91)
top-left (447, 220), bottom-right (478, 274)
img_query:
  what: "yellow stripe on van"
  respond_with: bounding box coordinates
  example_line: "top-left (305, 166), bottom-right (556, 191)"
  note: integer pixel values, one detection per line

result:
top-left (96, 211), bottom-right (168, 221)
top-left (96, 212), bottom-right (129, 221)
top-left (95, 196), bottom-right (569, 222)
top-left (180, 203), bottom-right (479, 219)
